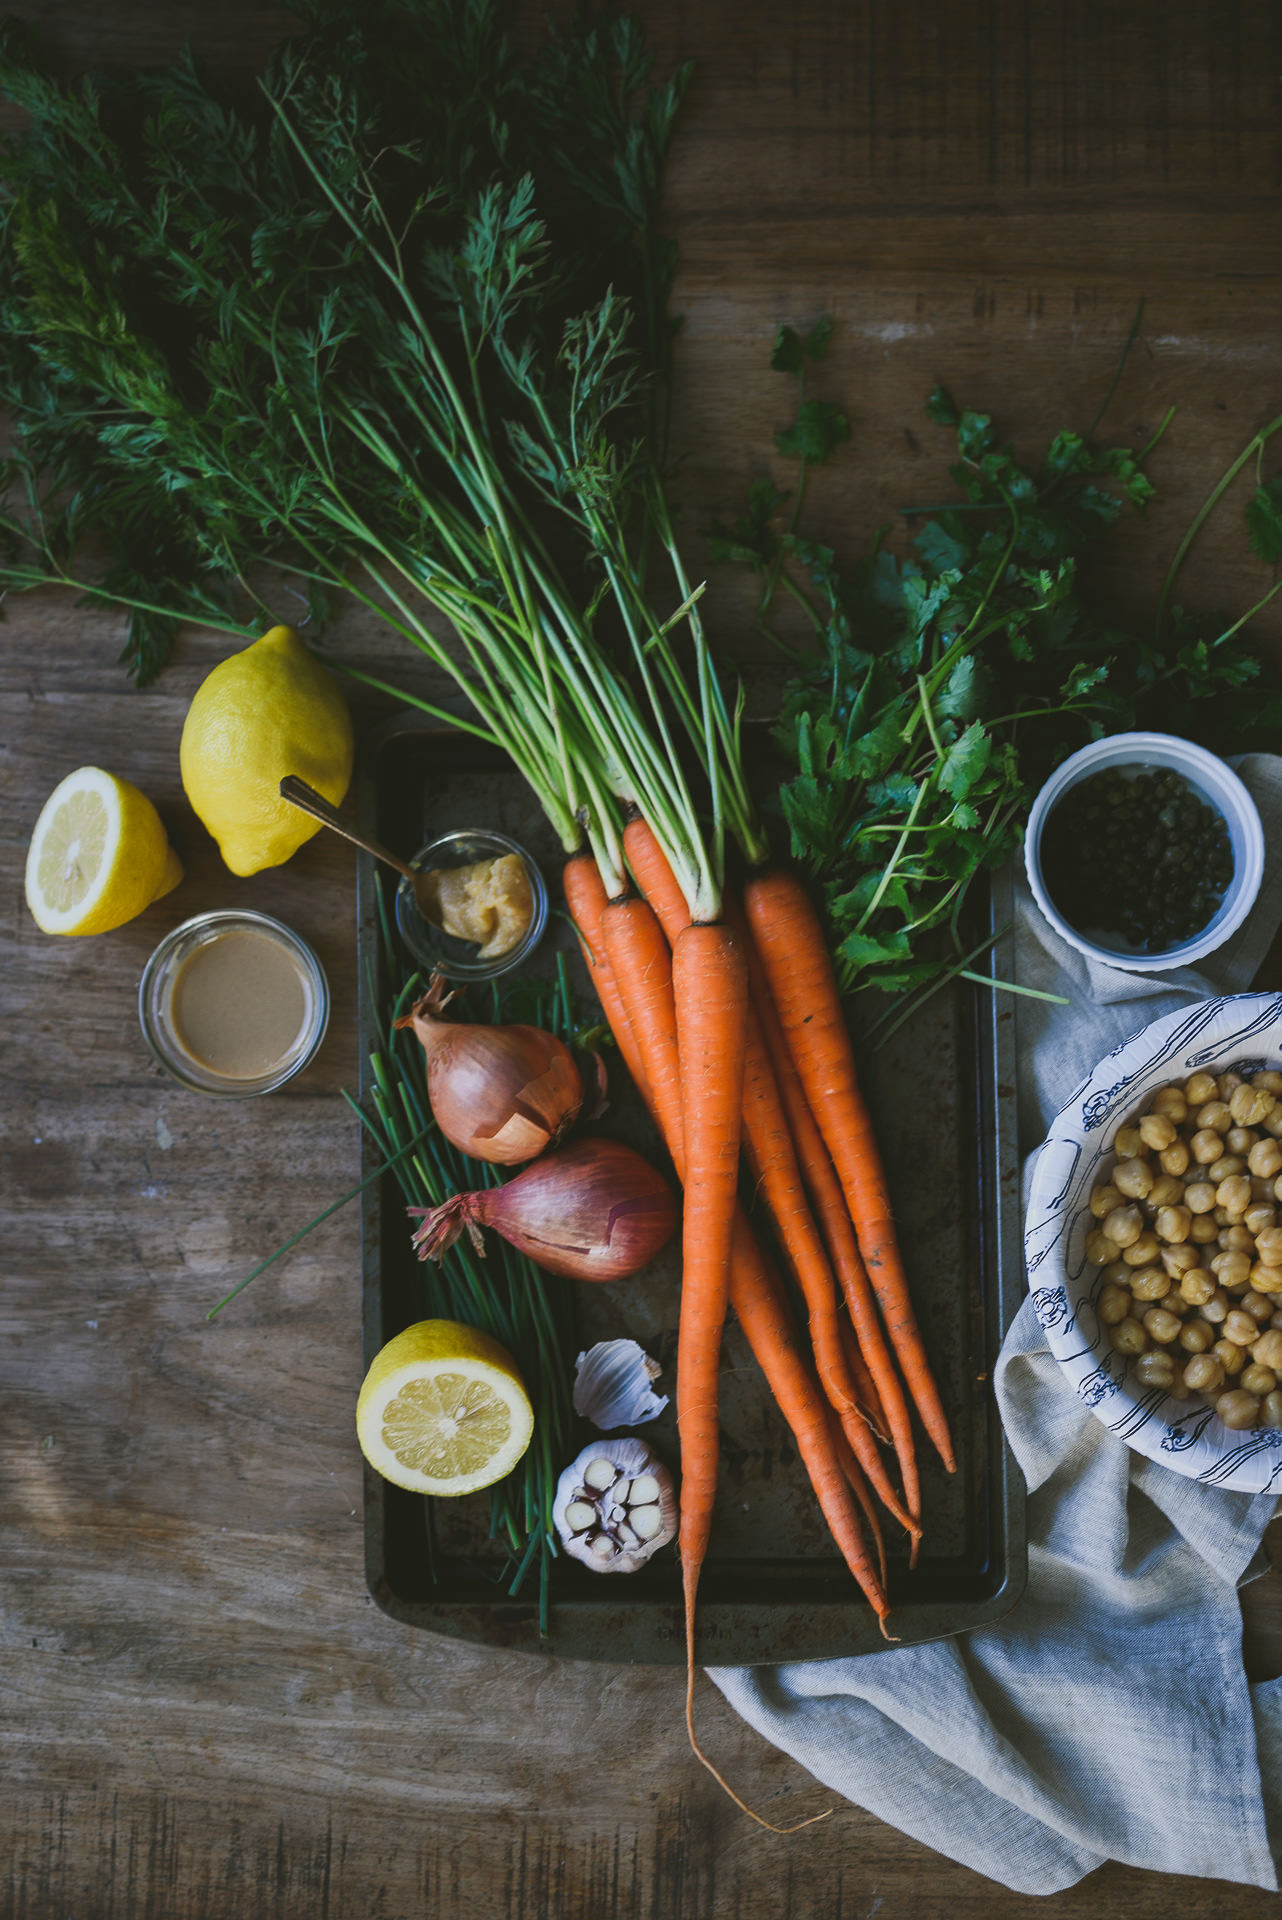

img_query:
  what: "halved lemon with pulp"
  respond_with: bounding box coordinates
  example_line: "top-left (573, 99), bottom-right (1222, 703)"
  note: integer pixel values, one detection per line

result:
top-left (356, 1319), bottom-right (534, 1496)
top-left (24, 766), bottom-right (183, 936)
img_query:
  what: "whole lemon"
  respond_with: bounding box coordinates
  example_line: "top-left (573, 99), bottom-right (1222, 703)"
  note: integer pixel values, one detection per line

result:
top-left (180, 625), bottom-right (354, 877)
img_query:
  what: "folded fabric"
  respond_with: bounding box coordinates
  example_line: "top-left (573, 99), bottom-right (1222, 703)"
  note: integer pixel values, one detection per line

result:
top-left (710, 752), bottom-right (1282, 1895)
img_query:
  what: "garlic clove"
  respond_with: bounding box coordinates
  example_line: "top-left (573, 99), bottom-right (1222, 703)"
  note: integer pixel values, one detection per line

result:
top-left (573, 1339), bottom-right (669, 1430)
top-left (552, 1438), bottom-right (678, 1574)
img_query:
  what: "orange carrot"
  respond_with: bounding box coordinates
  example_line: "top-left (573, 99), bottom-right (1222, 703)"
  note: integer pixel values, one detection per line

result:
top-left (827, 1407), bottom-right (888, 1593)
top-left (726, 893), bottom-right (922, 1520)
top-left (839, 1312), bottom-right (890, 1444)
top-left (744, 868), bottom-right (956, 1474)
top-left (569, 857), bottom-right (888, 1617)
top-left (669, 918), bottom-right (748, 1664)
top-left (562, 851), bottom-right (654, 1106)
top-left (592, 884), bottom-right (748, 1718)
top-left (627, 819), bottom-right (861, 1429)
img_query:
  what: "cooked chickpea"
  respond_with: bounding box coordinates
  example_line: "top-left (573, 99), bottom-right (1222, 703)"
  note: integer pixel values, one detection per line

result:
top-left (1097, 1281), bottom-right (1133, 1326)
top-left (1159, 1140), bottom-right (1191, 1177)
top-left (1180, 1320), bottom-right (1215, 1353)
top-left (1210, 1250), bottom-right (1251, 1289)
top-left (1083, 1083), bottom-right (1282, 1410)
top-left (1146, 1173), bottom-right (1186, 1212)
top-left (1142, 1307), bottom-right (1182, 1345)
top-left (1139, 1113), bottom-right (1177, 1152)
top-left (1154, 1204), bottom-right (1193, 1244)
top-left (1217, 1389), bottom-right (1262, 1430)
top-left (1252, 1329), bottom-right (1282, 1371)
top-left (1230, 1084), bottom-right (1276, 1127)
top-left (1113, 1157), bottom-right (1154, 1200)
top-left (1216, 1175), bottom-right (1252, 1216)
top-left (1101, 1204), bottom-right (1143, 1248)
top-left (1249, 1139), bottom-right (1282, 1178)
top-left (1129, 1267), bottom-right (1171, 1302)
top-left (1110, 1317), bottom-right (1149, 1355)
top-left (1161, 1242), bottom-right (1200, 1276)
top-left (1134, 1350), bottom-right (1176, 1389)
top-left (1184, 1352), bottom-right (1226, 1392)
top-left (1264, 1392), bottom-right (1282, 1429)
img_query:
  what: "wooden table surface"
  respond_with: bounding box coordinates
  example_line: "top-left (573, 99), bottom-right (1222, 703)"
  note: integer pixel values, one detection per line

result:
top-left (6, 4), bottom-right (1282, 1914)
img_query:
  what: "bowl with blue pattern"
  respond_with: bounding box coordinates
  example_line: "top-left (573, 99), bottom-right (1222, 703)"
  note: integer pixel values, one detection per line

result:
top-left (1024, 992), bottom-right (1282, 1492)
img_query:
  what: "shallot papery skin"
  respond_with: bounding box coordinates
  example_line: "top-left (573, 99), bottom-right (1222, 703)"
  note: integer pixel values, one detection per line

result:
top-left (395, 981), bottom-right (581, 1164)
top-left (409, 1137), bottom-right (678, 1282)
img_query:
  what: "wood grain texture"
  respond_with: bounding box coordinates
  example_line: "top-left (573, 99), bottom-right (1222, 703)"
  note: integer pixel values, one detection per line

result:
top-left (3, 2), bottom-right (1282, 1915)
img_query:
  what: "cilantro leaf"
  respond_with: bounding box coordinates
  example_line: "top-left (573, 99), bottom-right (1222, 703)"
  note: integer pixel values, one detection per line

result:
top-left (775, 398), bottom-right (851, 463)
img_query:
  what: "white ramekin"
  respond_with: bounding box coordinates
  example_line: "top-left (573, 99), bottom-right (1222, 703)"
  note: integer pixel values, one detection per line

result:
top-left (1023, 731), bottom-right (1264, 973)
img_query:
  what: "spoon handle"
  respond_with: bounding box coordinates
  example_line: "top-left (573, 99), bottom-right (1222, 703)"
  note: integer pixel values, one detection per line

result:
top-left (278, 775), bottom-right (417, 882)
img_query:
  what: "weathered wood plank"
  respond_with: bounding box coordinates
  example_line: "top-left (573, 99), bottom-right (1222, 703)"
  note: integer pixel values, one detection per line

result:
top-left (3, 2), bottom-right (1282, 1915)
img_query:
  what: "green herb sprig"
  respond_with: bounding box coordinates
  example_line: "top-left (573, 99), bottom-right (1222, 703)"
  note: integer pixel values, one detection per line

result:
top-left (709, 324), bottom-right (1282, 999)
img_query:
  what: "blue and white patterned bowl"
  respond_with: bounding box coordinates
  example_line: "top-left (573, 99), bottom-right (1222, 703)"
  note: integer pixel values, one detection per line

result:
top-left (1024, 992), bottom-right (1282, 1493)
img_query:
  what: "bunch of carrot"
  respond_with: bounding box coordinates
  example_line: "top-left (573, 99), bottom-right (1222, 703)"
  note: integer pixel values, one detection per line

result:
top-left (564, 821), bottom-right (955, 1813)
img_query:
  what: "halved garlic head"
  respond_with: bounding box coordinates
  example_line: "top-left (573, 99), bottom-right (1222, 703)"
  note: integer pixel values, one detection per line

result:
top-left (552, 1437), bottom-right (677, 1574)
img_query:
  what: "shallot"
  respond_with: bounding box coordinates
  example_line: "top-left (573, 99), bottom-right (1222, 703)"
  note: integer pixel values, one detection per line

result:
top-left (394, 973), bottom-right (581, 1164)
top-left (409, 1137), bottom-right (678, 1282)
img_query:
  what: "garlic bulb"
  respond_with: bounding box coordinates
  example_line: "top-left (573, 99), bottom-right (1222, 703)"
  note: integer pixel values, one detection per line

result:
top-left (572, 1339), bottom-right (668, 1430)
top-left (552, 1438), bottom-right (678, 1573)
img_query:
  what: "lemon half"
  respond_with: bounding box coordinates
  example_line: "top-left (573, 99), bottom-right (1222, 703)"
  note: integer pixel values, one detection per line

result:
top-left (356, 1319), bottom-right (534, 1496)
top-left (24, 766), bottom-right (183, 935)
top-left (179, 624), bottom-right (353, 877)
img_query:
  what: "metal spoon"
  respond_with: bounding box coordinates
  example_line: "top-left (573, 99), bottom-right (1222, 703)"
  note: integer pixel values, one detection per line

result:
top-left (278, 775), bottom-right (445, 932)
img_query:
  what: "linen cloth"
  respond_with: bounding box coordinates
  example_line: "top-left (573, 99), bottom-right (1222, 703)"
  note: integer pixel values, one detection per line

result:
top-left (710, 753), bottom-right (1282, 1895)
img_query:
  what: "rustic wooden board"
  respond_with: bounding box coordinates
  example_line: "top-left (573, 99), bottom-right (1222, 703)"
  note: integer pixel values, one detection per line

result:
top-left (4, 3), bottom-right (1282, 1915)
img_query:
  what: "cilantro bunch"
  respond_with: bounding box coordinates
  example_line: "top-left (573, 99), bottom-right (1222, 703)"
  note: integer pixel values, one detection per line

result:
top-left (708, 328), bottom-right (1282, 1000)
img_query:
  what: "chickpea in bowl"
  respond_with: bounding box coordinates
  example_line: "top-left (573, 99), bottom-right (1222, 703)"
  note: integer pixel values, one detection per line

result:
top-left (1085, 1067), bottom-right (1282, 1433)
top-left (1024, 993), bottom-right (1282, 1493)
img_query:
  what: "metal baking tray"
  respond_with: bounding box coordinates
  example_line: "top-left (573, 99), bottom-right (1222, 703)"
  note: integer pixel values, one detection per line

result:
top-left (357, 712), bottom-right (1027, 1665)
